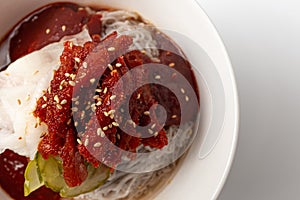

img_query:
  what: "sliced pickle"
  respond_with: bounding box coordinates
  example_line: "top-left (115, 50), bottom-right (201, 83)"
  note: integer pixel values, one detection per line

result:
top-left (36, 153), bottom-right (110, 197)
top-left (24, 158), bottom-right (44, 196)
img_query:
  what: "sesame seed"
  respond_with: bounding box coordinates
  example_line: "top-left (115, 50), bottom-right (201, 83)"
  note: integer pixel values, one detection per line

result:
top-left (59, 85), bottom-right (63, 90)
top-left (70, 74), bottom-right (76, 80)
top-left (61, 25), bottom-right (66, 32)
top-left (141, 50), bottom-right (146, 54)
top-left (33, 70), bottom-right (39, 75)
top-left (26, 95), bottom-right (31, 101)
top-left (45, 28), bottom-right (50, 34)
top-left (75, 101), bottom-right (79, 105)
top-left (117, 134), bottom-right (121, 140)
top-left (72, 96), bottom-right (79, 101)
top-left (108, 110), bottom-right (115, 115)
top-left (103, 126), bottom-right (108, 131)
top-left (77, 139), bottom-right (83, 145)
top-left (112, 122), bottom-right (119, 127)
top-left (110, 95), bottom-right (116, 100)
top-left (181, 88), bottom-right (185, 94)
top-left (42, 104), bottom-right (47, 108)
top-left (93, 95), bottom-right (99, 100)
top-left (185, 95), bottom-right (189, 102)
top-left (81, 111), bottom-right (85, 119)
top-left (48, 87), bottom-right (51, 94)
top-left (101, 131), bottom-right (105, 138)
top-left (65, 73), bottom-right (70, 77)
top-left (43, 96), bottom-right (47, 101)
top-left (84, 139), bottom-right (89, 146)
top-left (115, 63), bottom-right (122, 67)
top-left (71, 107), bottom-right (78, 112)
top-left (97, 128), bottom-right (102, 136)
top-left (154, 132), bottom-right (159, 137)
top-left (17, 99), bottom-right (21, 105)
top-left (148, 129), bottom-right (154, 134)
top-left (54, 95), bottom-right (60, 103)
top-left (109, 114), bottom-right (114, 119)
top-left (104, 111), bottom-right (109, 117)
top-left (103, 87), bottom-right (107, 94)
top-left (94, 142), bottom-right (101, 147)
top-left (108, 47), bottom-right (115, 51)
top-left (60, 80), bottom-right (66, 85)
top-left (144, 111), bottom-right (150, 115)
top-left (74, 121), bottom-right (78, 127)
top-left (90, 78), bottom-right (96, 84)
top-left (151, 124), bottom-right (156, 129)
top-left (60, 99), bottom-right (67, 105)
top-left (67, 119), bottom-right (72, 125)
top-left (108, 64), bottom-right (113, 71)
top-left (82, 62), bottom-right (88, 69)
top-left (37, 117), bottom-right (41, 124)
top-left (169, 62), bottom-right (175, 67)
top-left (96, 101), bottom-right (102, 106)
top-left (137, 93), bottom-right (141, 99)
top-left (69, 42), bottom-right (73, 48)
top-left (74, 57), bottom-right (81, 63)
top-left (96, 89), bottom-right (102, 93)
top-left (121, 108), bottom-right (125, 113)
top-left (171, 115), bottom-right (177, 119)
top-left (108, 124), bottom-right (112, 128)
top-left (56, 104), bottom-right (62, 109)
top-left (155, 75), bottom-right (161, 80)
top-left (69, 81), bottom-right (76, 86)
top-left (85, 105), bottom-right (91, 110)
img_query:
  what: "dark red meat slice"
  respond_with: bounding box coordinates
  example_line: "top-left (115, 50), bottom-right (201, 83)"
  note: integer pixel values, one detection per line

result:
top-left (0, 149), bottom-right (61, 200)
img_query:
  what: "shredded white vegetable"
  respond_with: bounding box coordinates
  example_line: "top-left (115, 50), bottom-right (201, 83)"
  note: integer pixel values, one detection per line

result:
top-left (76, 122), bottom-right (194, 200)
top-left (101, 10), bottom-right (159, 59)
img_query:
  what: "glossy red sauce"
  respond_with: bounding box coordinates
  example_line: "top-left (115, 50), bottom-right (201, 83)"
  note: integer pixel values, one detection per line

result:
top-left (0, 2), bottom-right (199, 199)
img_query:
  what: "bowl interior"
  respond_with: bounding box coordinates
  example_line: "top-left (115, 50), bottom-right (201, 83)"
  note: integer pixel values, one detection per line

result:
top-left (0, 1), bottom-right (239, 200)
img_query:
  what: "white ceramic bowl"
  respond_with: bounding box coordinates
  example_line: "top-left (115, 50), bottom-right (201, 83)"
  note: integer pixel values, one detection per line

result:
top-left (0, 0), bottom-right (239, 199)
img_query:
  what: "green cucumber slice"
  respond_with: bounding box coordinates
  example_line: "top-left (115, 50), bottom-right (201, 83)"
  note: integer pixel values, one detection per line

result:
top-left (24, 158), bottom-right (44, 196)
top-left (36, 153), bottom-right (65, 192)
top-left (36, 153), bottom-right (110, 197)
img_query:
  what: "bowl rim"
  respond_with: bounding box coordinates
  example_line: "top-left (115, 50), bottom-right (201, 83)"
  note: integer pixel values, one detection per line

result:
top-left (193, 1), bottom-right (240, 198)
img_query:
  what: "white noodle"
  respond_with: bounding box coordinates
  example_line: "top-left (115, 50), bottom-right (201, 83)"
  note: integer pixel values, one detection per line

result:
top-left (76, 122), bottom-right (194, 200)
top-left (100, 10), bottom-right (159, 59)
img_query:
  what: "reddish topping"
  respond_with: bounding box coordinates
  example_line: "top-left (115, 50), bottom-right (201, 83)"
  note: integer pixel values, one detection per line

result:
top-left (10, 3), bottom-right (89, 62)
top-left (34, 27), bottom-right (199, 183)
top-left (61, 129), bottom-right (87, 187)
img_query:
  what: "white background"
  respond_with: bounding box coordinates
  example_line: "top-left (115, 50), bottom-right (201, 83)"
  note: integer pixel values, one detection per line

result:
top-left (196, 0), bottom-right (300, 199)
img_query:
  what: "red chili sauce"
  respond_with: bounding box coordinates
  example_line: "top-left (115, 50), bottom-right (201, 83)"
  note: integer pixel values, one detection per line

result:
top-left (0, 2), bottom-right (199, 199)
